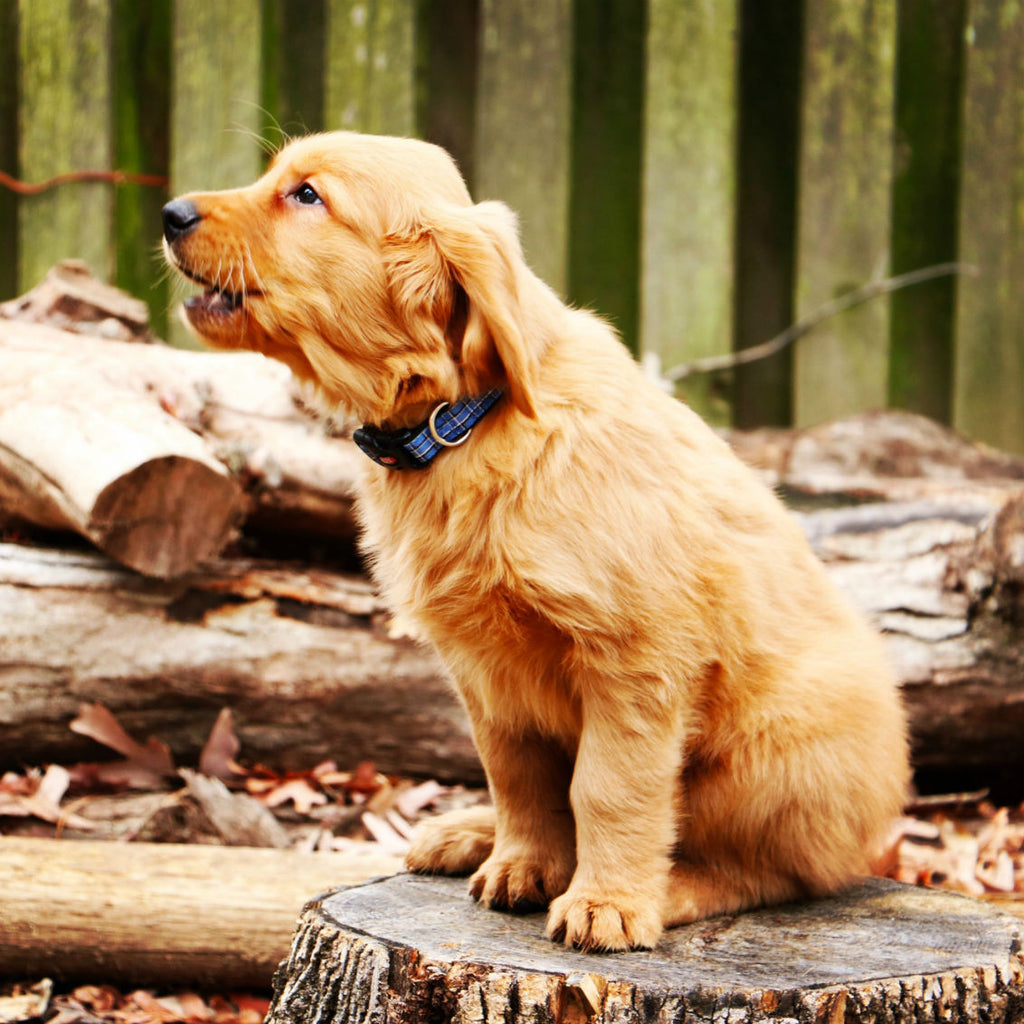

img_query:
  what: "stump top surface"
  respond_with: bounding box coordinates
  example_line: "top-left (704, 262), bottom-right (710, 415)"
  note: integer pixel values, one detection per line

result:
top-left (320, 873), bottom-right (1022, 993)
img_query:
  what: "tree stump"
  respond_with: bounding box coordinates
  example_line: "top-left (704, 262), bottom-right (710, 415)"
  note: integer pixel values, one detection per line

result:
top-left (267, 874), bottom-right (1024, 1024)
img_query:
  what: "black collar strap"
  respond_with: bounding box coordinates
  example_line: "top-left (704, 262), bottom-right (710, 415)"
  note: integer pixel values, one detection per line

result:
top-left (353, 389), bottom-right (503, 470)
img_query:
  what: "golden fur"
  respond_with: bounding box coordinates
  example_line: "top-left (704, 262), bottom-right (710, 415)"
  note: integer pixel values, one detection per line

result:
top-left (164, 131), bottom-right (910, 952)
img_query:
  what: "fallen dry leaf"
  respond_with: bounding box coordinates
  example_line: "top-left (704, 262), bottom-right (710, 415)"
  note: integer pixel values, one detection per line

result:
top-left (0, 979), bottom-right (52, 1024)
top-left (70, 704), bottom-right (176, 788)
top-left (361, 810), bottom-right (411, 855)
top-left (54, 986), bottom-right (269, 1024)
top-left (253, 777), bottom-right (328, 815)
top-left (198, 709), bottom-right (244, 782)
top-left (0, 765), bottom-right (95, 830)
top-left (880, 798), bottom-right (1024, 900)
top-left (395, 779), bottom-right (447, 819)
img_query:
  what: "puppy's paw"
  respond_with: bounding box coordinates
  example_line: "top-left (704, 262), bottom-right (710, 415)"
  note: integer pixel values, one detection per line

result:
top-left (405, 805), bottom-right (495, 876)
top-left (470, 850), bottom-right (574, 911)
top-left (546, 888), bottom-right (662, 952)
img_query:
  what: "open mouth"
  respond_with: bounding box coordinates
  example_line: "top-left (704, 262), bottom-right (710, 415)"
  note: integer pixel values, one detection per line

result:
top-left (175, 262), bottom-right (262, 326)
top-left (185, 287), bottom-right (245, 318)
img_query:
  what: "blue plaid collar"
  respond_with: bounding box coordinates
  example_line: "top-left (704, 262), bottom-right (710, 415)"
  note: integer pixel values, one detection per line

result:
top-left (353, 389), bottom-right (503, 470)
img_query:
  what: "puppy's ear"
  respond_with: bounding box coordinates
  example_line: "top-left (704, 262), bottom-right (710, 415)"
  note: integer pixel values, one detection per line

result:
top-left (385, 201), bottom-right (538, 418)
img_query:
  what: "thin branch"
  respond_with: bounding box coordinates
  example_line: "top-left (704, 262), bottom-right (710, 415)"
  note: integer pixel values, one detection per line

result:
top-left (661, 262), bottom-right (979, 383)
top-left (0, 168), bottom-right (168, 195)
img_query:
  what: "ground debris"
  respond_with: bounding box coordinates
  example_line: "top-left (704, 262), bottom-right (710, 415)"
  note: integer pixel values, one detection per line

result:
top-left (38, 985), bottom-right (269, 1024)
top-left (0, 702), bottom-right (487, 854)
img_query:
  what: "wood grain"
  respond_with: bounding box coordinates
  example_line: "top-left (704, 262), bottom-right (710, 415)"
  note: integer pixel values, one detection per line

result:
top-left (268, 873), bottom-right (1024, 1024)
top-left (0, 837), bottom-right (402, 988)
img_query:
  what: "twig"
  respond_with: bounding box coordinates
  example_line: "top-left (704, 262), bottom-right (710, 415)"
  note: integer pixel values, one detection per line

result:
top-left (0, 168), bottom-right (168, 195)
top-left (661, 262), bottom-right (979, 383)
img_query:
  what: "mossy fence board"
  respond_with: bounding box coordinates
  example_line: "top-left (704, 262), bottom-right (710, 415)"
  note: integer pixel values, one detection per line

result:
top-left (793, 0), bottom-right (897, 429)
top-left (1, 0), bottom-right (1021, 453)
top-left (954, 0), bottom-right (1024, 456)
top-left (475, 0), bottom-right (574, 296)
top-left (17, 0), bottom-right (113, 294)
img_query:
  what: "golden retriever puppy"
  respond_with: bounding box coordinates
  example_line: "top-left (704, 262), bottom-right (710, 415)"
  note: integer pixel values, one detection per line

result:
top-left (163, 131), bottom-right (909, 952)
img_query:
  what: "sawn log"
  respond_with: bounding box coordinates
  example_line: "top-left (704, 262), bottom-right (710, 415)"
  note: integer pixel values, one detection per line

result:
top-left (0, 836), bottom-right (401, 988)
top-left (3, 483), bottom-right (1022, 785)
top-left (267, 873), bottom-right (1024, 1024)
top-left (0, 317), bottom-right (363, 575)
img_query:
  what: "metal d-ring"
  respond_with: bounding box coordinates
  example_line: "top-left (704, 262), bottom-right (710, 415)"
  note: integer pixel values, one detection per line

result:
top-left (428, 402), bottom-right (472, 447)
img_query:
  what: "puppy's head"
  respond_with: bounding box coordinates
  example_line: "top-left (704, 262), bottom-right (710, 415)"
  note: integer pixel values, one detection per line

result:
top-left (162, 132), bottom-right (538, 425)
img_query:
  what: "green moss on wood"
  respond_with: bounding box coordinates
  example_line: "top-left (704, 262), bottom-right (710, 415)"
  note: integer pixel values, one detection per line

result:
top-left (324, 0), bottom-right (416, 136)
top-left (170, 0), bottom-right (262, 194)
top-left (0, 0), bottom-right (18, 301)
top-left (475, 0), bottom-right (573, 295)
top-left (169, 0), bottom-right (262, 346)
top-left (416, 0), bottom-right (478, 189)
top-left (568, 0), bottom-right (644, 355)
top-left (113, 0), bottom-right (170, 338)
top-left (888, 0), bottom-right (965, 425)
top-left (640, 0), bottom-right (737, 425)
top-left (262, 0), bottom-right (326, 141)
top-left (18, 0), bottom-right (113, 292)
top-left (732, 0), bottom-right (803, 429)
top-left (794, 0), bottom-right (896, 427)
top-left (953, 0), bottom-right (1024, 454)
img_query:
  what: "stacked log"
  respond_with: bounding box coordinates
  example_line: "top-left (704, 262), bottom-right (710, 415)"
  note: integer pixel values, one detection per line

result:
top-left (1, 268), bottom-right (1021, 784)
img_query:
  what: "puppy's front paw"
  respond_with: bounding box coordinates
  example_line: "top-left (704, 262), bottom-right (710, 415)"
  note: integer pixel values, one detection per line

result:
top-left (546, 888), bottom-right (662, 952)
top-left (405, 805), bottom-right (495, 876)
top-left (470, 850), bottom-right (573, 911)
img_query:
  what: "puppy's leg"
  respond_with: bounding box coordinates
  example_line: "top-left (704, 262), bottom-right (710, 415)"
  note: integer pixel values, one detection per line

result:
top-left (406, 804), bottom-right (496, 876)
top-left (468, 719), bottom-right (577, 910)
top-left (664, 861), bottom-right (805, 925)
top-left (547, 692), bottom-right (684, 952)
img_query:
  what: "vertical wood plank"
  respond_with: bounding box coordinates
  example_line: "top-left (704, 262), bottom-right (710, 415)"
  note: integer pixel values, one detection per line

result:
top-left (888, 0), bottom-right (965, 425)
top-left (475, 0), bottom-right (573, 295)
top-left (169, 0), bottom-right (262, 345)
top-left (262, 0), bottom-right (326, 139)
top-left (793, 0), bottom-right (896, 427)
top-left (170, 0), bottom-right (263, 194)
top-left (113, 0), bottom-right (171, 338)
top-left (0, 0), bottom-right (18, 301)
top-left (640, 0), bottom-right (737, 424)
top-left (18, 0), bottom-right (113, 292)
top-left (416, 0), bottom-right (478, 189)
top-left (568, 0), bottom-right (645, 353)
top-left (732, 0), bottom-right (803, 428)
top-left (953, 1), bottom-right (1024, 455)
top-left (324, 0), bottom-right (416, 137)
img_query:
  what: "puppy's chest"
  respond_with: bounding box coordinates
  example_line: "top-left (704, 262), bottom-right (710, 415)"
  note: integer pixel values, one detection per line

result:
top-left (362, 482), bottom-right (581, 742)
top-left (421, 579), bottom-right (581, 746)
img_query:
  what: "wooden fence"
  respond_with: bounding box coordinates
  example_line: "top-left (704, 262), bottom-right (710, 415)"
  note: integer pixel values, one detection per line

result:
top-left (1, 0), bottom-right (1022, 453)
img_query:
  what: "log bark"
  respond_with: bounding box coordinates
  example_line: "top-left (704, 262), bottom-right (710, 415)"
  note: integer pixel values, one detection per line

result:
top-left (0, 836), bottom-right (402, 989)
top-left (4, 485), bottom-right (1022, 784)
top-left (0, 327), bottom-right (243, 578)
top-left (725, 408), bottom-right (1024, 500)
top-left (0, 541), bottom-right (478, 782)
top-left (0, 260), bottom-right (155, 343)
top-left (0, 317), bottom-right (363, 571)
top-left (797, 490), bottom-right (1024, 784)
top-left (267, 873), bottom-right (1024, 1024)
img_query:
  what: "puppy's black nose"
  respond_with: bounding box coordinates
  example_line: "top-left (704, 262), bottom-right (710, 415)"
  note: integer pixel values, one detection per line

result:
top-left (162, 199), bottom-right (201, 242)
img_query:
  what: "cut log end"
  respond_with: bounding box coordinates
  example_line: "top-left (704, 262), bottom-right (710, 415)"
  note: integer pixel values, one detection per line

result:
top-left (90, 455), bottom-right (242, 578)
top-left (268, 874), bottom-right (1024, 1024)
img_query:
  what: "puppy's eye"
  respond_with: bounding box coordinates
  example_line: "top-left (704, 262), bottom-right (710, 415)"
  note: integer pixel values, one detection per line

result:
top-left (292, 183), bottom-right (323, 206)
